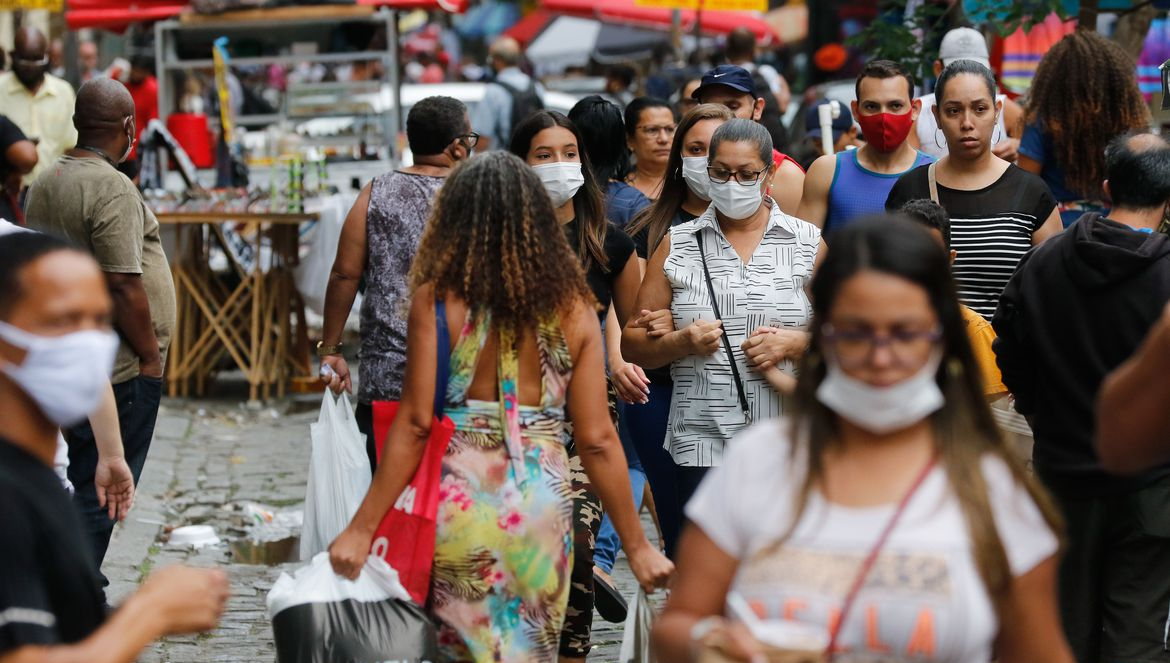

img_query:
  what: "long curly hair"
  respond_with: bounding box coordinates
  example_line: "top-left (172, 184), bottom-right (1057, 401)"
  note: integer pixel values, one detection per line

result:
top-left (409, 152), bottom-right (595, 329)
top-left (1025, 30), bottom-right (1149, 201)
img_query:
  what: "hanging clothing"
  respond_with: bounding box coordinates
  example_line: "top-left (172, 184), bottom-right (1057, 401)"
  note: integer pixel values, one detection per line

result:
top-left (430, 309), bottom-right (575, 663)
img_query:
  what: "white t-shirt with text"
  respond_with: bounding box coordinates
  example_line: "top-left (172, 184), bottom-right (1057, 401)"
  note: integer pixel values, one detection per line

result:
top-left (686, 419), bottom-right (1057, 663)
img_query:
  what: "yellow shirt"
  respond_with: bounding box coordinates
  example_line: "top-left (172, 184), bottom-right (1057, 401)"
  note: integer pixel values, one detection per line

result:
top-left (0, 72), bottom-right (78, 185)
top-left (962, 304), bottom-right (1008, 398)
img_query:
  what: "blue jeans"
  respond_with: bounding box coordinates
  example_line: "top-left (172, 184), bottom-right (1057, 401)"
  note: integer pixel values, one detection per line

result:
top-left (620, 379), bottom-right (683, 557)
top-left (594, 467), bottom-right (648, 573)
top-left (66, 375), bottom-right (164, 589)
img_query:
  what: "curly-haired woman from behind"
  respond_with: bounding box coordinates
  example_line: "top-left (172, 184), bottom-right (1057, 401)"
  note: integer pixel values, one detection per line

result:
top-left (1019, 30), bottom-right (1150, 228)
top-left (329, 152), bottom-right (672, 663)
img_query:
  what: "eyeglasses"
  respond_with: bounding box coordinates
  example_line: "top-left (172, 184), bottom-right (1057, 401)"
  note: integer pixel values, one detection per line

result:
top-left (456, 132), bottom-right (480, 149)
top-left (707, 166), bottom-right (769, 186)
top-left (637, 124), bottom-right (676, 138)
top-left (821, 324), bottom-right (943, 368)
top-left (11, 54), bottom-right (48, 67)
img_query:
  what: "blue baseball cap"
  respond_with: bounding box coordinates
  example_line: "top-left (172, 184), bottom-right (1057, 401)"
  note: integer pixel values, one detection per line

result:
top-left (805, 99), bottom-right (854, 142)
top-left (692, 64), bottom-right (758, 100)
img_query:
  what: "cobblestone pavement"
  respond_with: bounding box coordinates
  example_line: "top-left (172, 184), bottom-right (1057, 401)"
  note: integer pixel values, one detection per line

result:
top-left (103, 393), bottom-right (659, 662)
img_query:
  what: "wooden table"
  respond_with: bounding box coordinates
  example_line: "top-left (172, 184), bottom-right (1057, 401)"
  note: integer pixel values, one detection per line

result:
top-left (158, 211), bottom-right (319, 401)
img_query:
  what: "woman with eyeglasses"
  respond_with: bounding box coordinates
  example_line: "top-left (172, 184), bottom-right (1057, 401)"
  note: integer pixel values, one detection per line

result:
top-left (623, 118), bottom-right (823, 518)
top-left (653, 217), bottom-right (1071, 663)
top-left (625, 97), bottom-right (676, 199)
top-left (509, 110), bottom-right (649, 663)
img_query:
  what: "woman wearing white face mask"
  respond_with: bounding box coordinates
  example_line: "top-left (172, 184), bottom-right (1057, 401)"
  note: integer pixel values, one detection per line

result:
top-left (623, 118), bottom-right (823, 515)
top-left (510, 110), bottom-right (645, 663)
top-left (654, 217), bottom-right (1071, 663)
top-left (621, 103), bottom-right (731, 559)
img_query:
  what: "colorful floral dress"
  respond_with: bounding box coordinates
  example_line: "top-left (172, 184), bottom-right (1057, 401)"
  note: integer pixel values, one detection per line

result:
top-left (431, 309), bottom-right (575, 663)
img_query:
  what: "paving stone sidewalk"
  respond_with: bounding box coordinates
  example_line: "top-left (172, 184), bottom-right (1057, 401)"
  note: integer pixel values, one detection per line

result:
top-left (103, 395), bottom-right (657, 662)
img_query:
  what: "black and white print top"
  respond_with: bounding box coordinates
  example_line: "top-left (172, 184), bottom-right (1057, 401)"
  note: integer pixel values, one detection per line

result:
top-left (359, 170), bottom-right (445, 404)
top-left (663, 201), bottom-right (820, 467)
top-left (885, 164), bottom-right (1057, 320)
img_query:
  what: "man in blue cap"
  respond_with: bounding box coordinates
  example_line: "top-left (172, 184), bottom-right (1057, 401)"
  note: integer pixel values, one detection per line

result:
top-left (692, 64), bottom-right (805, 215)
top-left (803, 99), bottom-right (858, 159)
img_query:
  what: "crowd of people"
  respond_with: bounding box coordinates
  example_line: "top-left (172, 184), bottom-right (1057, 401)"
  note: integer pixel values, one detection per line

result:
top-left (6, 18), bottom-right (1170, 663)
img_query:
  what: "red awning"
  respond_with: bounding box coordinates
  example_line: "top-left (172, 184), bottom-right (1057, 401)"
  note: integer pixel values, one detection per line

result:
top-left (540, 0), bottom-right (779, 44)
top-left (67, 0), bottom-right (466, 30)
top-left (502, 9), bottom-right (555, 46)
top-left (66, 0), bottom-right (187, 30)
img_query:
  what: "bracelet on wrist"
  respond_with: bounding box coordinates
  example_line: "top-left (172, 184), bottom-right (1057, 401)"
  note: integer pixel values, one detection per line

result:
top-left (316, 341), bottom-right (343, 357)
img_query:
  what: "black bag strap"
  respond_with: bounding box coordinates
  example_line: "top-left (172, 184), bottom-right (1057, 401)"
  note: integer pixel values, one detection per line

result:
top-left (695, 231), bottom-right (752, 423)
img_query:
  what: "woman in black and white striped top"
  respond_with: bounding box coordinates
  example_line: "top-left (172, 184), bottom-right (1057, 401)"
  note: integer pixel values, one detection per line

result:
top-left (886, 60), bottom-right (1061, 320)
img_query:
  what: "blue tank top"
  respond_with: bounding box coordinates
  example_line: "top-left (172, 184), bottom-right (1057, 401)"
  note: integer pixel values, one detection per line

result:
top-left (826, 149), bottom-right (934, 237)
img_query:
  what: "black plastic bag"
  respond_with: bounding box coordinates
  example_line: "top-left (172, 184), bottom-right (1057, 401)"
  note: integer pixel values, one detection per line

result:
top-left (268, 553), bottom-right (439, 663)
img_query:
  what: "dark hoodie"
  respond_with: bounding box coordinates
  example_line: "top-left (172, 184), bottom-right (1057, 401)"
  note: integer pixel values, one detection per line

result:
top-left (993, 213), bottom-right (1170, 495)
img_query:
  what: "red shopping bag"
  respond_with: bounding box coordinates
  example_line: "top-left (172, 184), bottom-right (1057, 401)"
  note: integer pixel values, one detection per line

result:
top-left (368, 300), bottom-right (453, 605)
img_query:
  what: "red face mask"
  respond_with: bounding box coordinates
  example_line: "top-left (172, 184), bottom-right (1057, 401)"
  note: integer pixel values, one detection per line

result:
top-left (856, 111), bottom-right (914, 153)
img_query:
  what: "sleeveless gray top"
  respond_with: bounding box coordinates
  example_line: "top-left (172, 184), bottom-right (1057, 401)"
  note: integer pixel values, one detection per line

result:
top-left (358, 170), bottom-right (444, 403)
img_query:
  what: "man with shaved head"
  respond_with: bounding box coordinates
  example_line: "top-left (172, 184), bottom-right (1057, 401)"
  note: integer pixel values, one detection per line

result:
top-left (470, 35), bottom-right (543, 151)
top-left (24, 77), bottom-right (175, 593)
top-left (0, 27), bottom-right (77, 186)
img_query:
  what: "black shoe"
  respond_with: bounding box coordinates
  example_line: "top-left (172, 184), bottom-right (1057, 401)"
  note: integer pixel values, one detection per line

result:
top-left (593, 568), bottom-right (628, 623)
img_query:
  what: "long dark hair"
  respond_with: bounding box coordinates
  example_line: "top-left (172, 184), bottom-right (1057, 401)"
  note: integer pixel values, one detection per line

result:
top-left (782, 216), bottom-right (1062, 615)
top-left (510, 110), bottom-right (610, 272)
top-left (1025, 30), bottom-right (1149, 201)
top-left (410, 152), bottom-right (594, 329)
top-left (626, 103), bottom-right (732, 257)
top-left (569, 94), bottom-right (631, 184)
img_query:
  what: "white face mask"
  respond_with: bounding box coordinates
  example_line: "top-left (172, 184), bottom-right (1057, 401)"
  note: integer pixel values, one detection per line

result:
top-left (532, 162), bottom-right (585, 208)
top-left (815, 351), bottom-right (945, 435)
top-left (0, 320), bottom-right (119, 428)
top-left (681, 156), bottom-right (711, 201)
top-left (708, 179), bottom-right (764, 220)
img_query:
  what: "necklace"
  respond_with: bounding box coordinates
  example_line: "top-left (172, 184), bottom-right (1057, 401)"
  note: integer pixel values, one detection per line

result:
top-left (77, 145), bottom-right (117, 167)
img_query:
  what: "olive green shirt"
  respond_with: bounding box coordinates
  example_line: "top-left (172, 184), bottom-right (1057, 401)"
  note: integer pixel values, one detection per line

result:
top-left (26, 155), bottom-right (176, 384)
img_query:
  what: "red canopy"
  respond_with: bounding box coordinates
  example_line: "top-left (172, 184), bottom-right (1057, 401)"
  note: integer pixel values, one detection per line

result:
top-left (66, 0), bottom-right (466, 30)
top-left (540, 0), bottom-right (779, 44)
top-left (66, 0), bottom-right (187, 30)
top-left (502, 9), bottom-right (555, 46)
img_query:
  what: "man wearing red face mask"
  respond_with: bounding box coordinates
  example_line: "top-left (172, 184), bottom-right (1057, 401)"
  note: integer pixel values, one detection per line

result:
top-left (797, 60), bottom-right (934, 238)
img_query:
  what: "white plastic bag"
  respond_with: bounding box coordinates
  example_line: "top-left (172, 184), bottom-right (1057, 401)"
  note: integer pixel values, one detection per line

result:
top-left (266, 553), bottom-right (410, 618)
top-left (619, 588), bottom-right (655, 663)
top-left (300, 392), bottom-right (371, 560)
top-left (267, 553), bottom-right (438, 663)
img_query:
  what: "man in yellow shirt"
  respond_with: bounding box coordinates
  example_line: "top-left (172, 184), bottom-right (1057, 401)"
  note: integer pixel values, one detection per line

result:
top-left (898, 199), bottom-right (1009, 400)
top-left (0, 27), bottom-right (78, 187)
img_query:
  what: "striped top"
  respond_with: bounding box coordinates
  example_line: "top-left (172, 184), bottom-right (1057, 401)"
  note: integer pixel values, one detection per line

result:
top-left (663, 201), bottom-right (820, 467)
top-left (886, 164), bottom-right (1056, 320)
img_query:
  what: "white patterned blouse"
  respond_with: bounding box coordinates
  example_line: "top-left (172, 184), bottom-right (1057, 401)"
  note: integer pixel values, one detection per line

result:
top-left (663, 201), bottom-right (821, 467)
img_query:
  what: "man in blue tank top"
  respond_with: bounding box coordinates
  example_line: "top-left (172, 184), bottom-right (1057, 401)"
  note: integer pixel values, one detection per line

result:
top-left (797, 60), bottom-right (934, 239)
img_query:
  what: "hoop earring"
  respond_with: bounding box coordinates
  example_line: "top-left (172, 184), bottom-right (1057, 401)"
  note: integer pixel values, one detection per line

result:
top-left (934, 128), bottom-right (946, 150)
top-left (991, 124), bottom-right (1002, 145)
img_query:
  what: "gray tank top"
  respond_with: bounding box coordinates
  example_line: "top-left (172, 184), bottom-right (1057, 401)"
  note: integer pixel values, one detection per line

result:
top-left (358, 170), bottom-right (444, 404)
